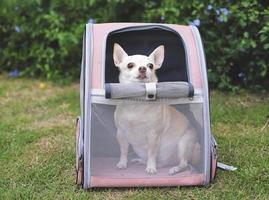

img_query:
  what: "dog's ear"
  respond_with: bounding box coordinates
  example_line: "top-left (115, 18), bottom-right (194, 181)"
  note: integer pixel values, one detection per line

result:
top-left (113, 43), bottom-right (128, 67)
top-left (149, 45), bottom-right (164, 69)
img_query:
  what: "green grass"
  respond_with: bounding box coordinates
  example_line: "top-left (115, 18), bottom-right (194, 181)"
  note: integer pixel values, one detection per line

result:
top-left (0, 75), bottom-right (268, 200)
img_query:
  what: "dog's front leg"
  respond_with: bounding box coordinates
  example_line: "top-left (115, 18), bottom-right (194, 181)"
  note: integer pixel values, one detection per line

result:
top-left (146, 131), bottom-right (160, 174)
top-left (116, 129), bottom-right (129, 169)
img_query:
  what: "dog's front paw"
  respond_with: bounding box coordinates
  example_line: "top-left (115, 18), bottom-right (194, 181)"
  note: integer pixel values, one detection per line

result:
top-left (116, 161), bottom-right (127, 169)
top-left (169, 166), bottom-right (180, 175)
top-left (131, 158), bottom-right (144, 164)
top-left (145, 166), bottom-right (157, 174)
top-left (169, 164), bottom-right (189, 175)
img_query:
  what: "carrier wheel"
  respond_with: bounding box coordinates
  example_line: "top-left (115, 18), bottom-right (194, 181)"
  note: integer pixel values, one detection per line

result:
top-left (75, 117), bottom-right (83, 186)
top-left (210, 144), bottom-right (218, 182)
top-left (76, 158), bottom-right (83, 186)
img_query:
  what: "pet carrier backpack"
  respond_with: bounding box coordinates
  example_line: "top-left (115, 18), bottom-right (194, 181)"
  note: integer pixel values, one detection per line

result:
top-left (75, 22), bottom-right (222, 189)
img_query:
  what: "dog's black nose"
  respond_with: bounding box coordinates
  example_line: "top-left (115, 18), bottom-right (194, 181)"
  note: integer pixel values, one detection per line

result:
top-left (139, 66), bottom-right (147, 73)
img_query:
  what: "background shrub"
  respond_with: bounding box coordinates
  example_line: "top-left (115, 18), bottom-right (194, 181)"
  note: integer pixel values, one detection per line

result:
top-left (0, 0), bottom-right (268, 90)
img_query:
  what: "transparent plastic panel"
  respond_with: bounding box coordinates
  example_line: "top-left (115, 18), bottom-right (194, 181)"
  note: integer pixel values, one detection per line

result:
top-left (90, 102), bottom-right (205, 181)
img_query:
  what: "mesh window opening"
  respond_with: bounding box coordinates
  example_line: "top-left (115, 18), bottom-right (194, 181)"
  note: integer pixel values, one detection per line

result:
top-left (90, 103), bottom-right (205, 178)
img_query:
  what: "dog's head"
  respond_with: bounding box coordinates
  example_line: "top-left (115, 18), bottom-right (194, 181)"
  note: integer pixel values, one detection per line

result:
top-left (113, 43), bottom-right (164, 83)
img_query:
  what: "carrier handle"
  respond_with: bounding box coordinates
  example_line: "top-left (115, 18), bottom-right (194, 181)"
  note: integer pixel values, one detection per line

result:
top-left (105, 81), bottom-right (194, 100)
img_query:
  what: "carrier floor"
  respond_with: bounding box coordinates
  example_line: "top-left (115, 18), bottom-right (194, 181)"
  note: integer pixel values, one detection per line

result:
top-left (89, 157), bottom-right (205, 187)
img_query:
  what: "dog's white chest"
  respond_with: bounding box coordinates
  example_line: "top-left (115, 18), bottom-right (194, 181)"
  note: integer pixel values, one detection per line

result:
top-left (114, 104), bottom-right (164, 131)
top-left (114, 104), bottom-right (164, 158)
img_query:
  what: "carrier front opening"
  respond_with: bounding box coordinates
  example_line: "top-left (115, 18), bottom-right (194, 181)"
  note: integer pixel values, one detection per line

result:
top-left (105, 25), bottom-right (189, 84)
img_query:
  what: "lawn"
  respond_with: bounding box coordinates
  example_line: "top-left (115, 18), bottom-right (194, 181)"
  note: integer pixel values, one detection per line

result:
top-left (0, 75), bottom-right (268, 199)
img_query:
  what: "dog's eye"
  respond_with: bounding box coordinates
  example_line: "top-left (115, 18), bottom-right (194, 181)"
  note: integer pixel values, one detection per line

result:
top-left (127, 62), bottom-right (135, 69)
top-left (147, 63), bottom-right (154, 70)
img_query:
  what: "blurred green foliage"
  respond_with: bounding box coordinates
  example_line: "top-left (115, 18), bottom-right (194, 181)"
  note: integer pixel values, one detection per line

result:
top-left (0, 0), bottom-right (268, 90)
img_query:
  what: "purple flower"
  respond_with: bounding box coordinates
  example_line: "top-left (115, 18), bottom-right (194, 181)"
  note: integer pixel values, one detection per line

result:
top-left (220, 8), bottom-right (229, 16)
top-left (87, 18), bottom-right (96, 24)
top-left (189, 19), bottom-right (201, 27)
top-left (238, 72), bottom-right (245, 78)
top-left (9, 69), bottom-right (19, 77)
top-left (207, 5), bottom-right (213, 10)
top-left (216, 8), bottom-right (230, 17)
top-left (14, 26), bottom-right (21, 33)
top-left (193, 19), bottom-right (201, 26)
top-left (238, 72), bottom-right (247, 83)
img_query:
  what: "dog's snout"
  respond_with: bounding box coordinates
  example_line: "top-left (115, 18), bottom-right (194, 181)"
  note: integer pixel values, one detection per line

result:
top-left (139, 66), bottom-right (147, 73)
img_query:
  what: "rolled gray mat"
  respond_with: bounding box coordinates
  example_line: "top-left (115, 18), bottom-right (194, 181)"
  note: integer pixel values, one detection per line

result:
top-left (105, 82), bottom-right (194, 99)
